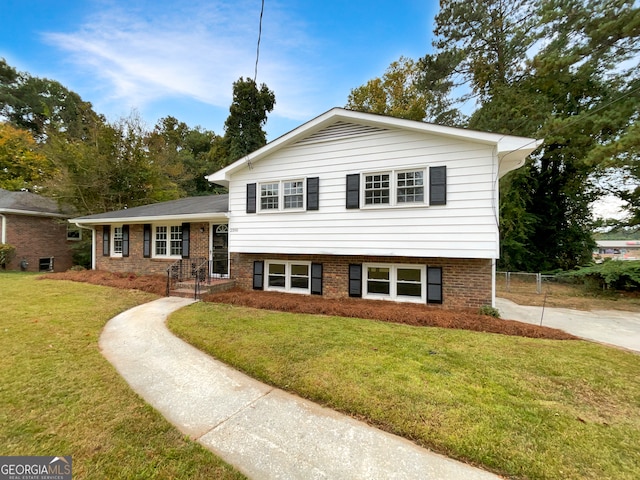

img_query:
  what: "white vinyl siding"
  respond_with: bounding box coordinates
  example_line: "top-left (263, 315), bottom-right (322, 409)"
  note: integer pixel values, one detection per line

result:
top-left (227, 124), bottom-right (500, 259)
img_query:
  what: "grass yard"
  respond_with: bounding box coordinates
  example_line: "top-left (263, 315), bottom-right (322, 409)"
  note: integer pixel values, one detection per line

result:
top-left (169, 302), bottom-right (640, 480)
top-left (0, 273), bottom-right (245, 480)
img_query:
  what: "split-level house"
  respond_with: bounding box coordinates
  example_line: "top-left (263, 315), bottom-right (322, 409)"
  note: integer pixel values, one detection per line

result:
top-left (71, 108), bottom-right (541, 309)
top-left (0, 188), bottom-right (78, 272)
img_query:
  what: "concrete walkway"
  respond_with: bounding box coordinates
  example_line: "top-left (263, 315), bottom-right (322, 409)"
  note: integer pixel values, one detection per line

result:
top-left (496, 297), bottom-right (640, 353)
top-left (100, 297), bottom-right (500, 480)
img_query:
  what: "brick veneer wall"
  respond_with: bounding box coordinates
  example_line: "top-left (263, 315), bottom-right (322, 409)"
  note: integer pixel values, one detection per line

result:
top-left (230, 252), bottom-right (493, 310)
top-left (3, 214), bottom-right (75, 272)
top-left (95, 223), bottom-right (211, 275)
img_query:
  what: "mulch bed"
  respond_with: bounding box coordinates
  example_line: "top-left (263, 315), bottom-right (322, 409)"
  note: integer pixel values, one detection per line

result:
top-left (40, 271), bottom-right (577, 341)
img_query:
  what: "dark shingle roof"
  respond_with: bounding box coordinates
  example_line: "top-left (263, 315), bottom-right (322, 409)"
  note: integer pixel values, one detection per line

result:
top-left (71, 194), bottom-right (229, 222)
top-left (0, 188), bottom-right (71, 216)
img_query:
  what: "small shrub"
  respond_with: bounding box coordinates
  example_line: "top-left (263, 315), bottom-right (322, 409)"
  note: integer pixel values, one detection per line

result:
top-left (479, 305), bottom-right (500, 318)
top-left (0, 243), bottom-right (16, 269)
top-left (561, 260), bottom-right (640, 292)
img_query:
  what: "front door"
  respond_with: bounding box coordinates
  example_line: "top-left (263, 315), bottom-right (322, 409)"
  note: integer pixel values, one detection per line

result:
top-left (211, 224), bottom-right (229, 277)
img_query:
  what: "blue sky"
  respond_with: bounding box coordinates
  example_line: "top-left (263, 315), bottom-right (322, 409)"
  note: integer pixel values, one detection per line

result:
top-left (1, 0), bottom-right (437, 140)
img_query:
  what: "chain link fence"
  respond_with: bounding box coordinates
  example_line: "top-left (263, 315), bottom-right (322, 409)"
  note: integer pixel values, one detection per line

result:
top-left (496, 272), bottom-right (558, 295)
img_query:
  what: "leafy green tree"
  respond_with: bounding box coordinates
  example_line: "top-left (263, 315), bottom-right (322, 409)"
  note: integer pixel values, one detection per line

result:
top-left (0, 59), bottom-right (100, 142)
top-left (147, 116), bottom-right (222, 196)
top-left (422, 0), bottom-right (640, 271)
top-left (0, 122), bottom-right (55, 191)
top-left (346, 56), bottom-right (457, 123)
top-left (223, 77), bottom-right (275, 163)
top-left (45, 113), bottom-right (181, 214)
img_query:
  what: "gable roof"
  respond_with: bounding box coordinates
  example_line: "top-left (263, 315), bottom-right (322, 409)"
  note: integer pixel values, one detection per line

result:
top-left (206, 107), bottom-right (543, 187)
top-left (0, 188), bottom-right (71, 218)
top-left (70, 194), bottom-right (229, 225)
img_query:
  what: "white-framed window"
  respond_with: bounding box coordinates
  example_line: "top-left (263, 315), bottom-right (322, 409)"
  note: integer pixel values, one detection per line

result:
top-left (259, 179), bottom-right (305, 212)
top-left (112, 225), bottom-right (124, 256)
top-left (283, 180), bottom-right (304, 208)
top-left (260, 183), bottom-right (279, 210)
top-left (363, 263), bottom-right (426, 302)
top-left (265, 260), bottom-right (311, 293)
top-left (397, 170), bottom-right (424, 203)
top-left (364, 173), bottom-right (390, 205)
top-left (67, 225), bottom-right (82, 241)
top-left (362, 169), bottom-right (427, 207)
top-left (154, 224), bottom-right (182, 258)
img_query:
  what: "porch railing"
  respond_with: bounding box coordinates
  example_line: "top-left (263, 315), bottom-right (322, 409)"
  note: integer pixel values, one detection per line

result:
top-left (166, 257), bottom-right (210, 299)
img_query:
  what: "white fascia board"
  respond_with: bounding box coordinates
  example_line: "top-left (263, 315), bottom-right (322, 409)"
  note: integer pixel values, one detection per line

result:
top-left (0, 208), bottom-right (68, 218)
top-left (498, 139), bottom-right (544, 178)
top-left (70, 213), bottom-right (229, 225)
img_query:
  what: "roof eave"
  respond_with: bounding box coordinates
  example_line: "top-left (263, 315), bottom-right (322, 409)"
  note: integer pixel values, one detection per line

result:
top-left (70, 212), bottom-right (229, 225)
top-left (0, 208), bottom-right (69, 218)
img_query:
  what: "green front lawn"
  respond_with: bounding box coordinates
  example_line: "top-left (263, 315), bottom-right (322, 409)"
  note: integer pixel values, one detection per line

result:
top-left (0, 273), bottom-right (245, 480)
top-left (169, 302), bottom-right (640, 480)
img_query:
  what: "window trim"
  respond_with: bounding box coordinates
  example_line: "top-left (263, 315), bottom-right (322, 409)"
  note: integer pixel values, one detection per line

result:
top-left (152, 223), bottom-right (183, 259)
top-left (359, 168), bottom-right (429, 209)
top-left (258, 178), bottom-right (306, 213)
top-left (264, 260), bottom-right (312, 294)
top-left (66, 225), bottom-right (82, 241)
top-left (362, 263), bottom-right (427, 303)
top-left (111, 224), bottom-right (124, 257)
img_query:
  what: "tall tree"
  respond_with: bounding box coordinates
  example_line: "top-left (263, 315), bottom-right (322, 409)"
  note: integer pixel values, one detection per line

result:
top-left (45, 113), bottom-right (181, 214)
top-left (0, 59), bottom-right (101, 142)
top-left (147, 116), bottom-right (222, 196)
top-left (346, 56), bottom-right (458, 124)
top-left (223, 77), bottom-right (275, 163)
top-left (0, 123), bottom-right (55, 191)
top-left (422, 0), bottom-right (640, 271)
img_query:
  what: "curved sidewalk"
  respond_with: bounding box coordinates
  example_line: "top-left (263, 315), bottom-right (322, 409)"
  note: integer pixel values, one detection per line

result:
top-left (100, 297), bottom-right (500, 480)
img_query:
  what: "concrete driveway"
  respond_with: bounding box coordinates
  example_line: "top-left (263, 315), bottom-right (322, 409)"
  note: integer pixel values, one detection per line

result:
top-left (496, 298), bottom-right (640, 353)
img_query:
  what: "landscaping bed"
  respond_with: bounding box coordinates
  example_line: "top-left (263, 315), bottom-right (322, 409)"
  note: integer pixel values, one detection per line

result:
top-left (42, 270), bottom-right (576, 340)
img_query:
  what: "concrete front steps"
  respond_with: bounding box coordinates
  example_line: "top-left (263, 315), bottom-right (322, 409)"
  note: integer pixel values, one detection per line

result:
top-left (169, 278), bottom-right (235, 299)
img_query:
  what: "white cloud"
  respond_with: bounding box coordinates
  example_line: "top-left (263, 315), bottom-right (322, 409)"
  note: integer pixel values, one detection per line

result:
top-left (41, 0), bottom-right (325, 127)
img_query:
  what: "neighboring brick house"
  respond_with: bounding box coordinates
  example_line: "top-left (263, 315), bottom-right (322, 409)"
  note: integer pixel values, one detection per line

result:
top-left (72, 108), bottom-right (541, 309)
top-left (0, 188), bottom-right (78, 272)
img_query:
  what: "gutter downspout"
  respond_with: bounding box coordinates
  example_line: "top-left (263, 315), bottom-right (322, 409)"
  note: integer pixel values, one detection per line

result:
top-left (0, 214), bottom-right (6, 243)
top-left (74, 223), bottom-right (96, 270)
top-left (491, 258), bottom-right (496, 308)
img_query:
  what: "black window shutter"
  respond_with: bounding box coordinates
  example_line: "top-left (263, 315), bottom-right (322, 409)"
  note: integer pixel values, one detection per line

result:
top-left (348, 264), bottom-right (362, 297)
top-left (430, 166), bottom-right (447, 205)
top-left (143, 224), bottom-right (152, 258)
top-left (253, 260), bottom-right (264, 290)
top-left (307, 177), bottom-right (319, 211)
top-left (311, 263), bottom-right (323, 295)
top-left (427, 267), bottom-right (443, 304)
top-left (181, 223), bottom-right (190, 258)
top-left (102, 226), bottom-right (110, 256)
top-left (246, 183), bottom-right (257, 213)
top-left (346, 174), bottom-right (360, 209)
top-left (122, 225), bottom-right (130, 257)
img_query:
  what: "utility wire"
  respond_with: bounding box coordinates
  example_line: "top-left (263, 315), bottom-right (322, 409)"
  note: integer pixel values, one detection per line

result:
top-left (254, 0), bottom-right (265, 83)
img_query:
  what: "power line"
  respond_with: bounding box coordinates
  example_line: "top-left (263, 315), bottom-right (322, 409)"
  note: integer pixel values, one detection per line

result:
top-left (254, 0), bottom-right (265, 83)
